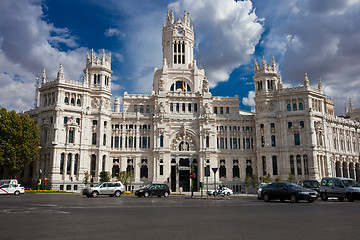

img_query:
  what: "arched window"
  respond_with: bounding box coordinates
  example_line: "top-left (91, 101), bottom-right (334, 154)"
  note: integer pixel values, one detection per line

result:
top-left (179, 141), bottom-right (189, 151)
top-left (233, 160), bottom-right (240, 178)
top-left (293, 103), bottom-right (297, 111)
top-left (92, 133), bottom-right (97, 145)
top-left (91, 154), bottom-right (96, 176)
top-left (67, 153), bottom-right (71, 174)
top-left (160, 135), bottom-right (164, 147)
top-left (220, 107), bottom-right (223, 114)
top-left (290, 155), bottom-right (295, 175)
top-left (299, 102), bottom-right (303, 110)
top-left (194, 103), bottom-right (197, 112)
top-left (76, 99), bottom-right (81, 106)
top-left (219, 160), bottom-right (226, 178)
top-left (287, 104), bottom-right (291, 111)
top-left (272, 156), bottom-right (278, 175)
top-left (296, 155), bottom-right (302, 175)
top-left (60, 153), bottom-right (65, 174)
top-left (74, 154), bottom-right (79, 175)
top-left (170, 81), bottom-right (191, 92)
top-left (170, 103), bottom-right (173, 112)
top-left (262, 156), bottom-right (266, 176)
top-left (303, 155), bottom-right (308, 175)
top-left (226, 107), bottom-right (229, 114)
top-left (140, 159), bottom-right (148, 178)
top-left (71, 98), bottom-right (75, 105)
top-left (64, 97), bottom-right (69, 104)
top-left (102, 155), bottom-right (106, 171)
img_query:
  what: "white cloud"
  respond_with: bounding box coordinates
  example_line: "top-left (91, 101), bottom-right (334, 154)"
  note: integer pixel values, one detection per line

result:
top-left (242, 90), bottom-right (255, 112)
top-left (176, 0), bottom-right (264, 85)
top-left (104, 28), bottom-right (125, 40)
top-left (255, 0), bottom-right (360, 115)
top-left (0, 0), bottom-right (88, 111)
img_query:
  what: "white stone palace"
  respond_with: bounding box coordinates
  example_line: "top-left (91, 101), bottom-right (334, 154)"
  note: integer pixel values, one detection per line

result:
top-left (20, 10), bottom-right (360, 192)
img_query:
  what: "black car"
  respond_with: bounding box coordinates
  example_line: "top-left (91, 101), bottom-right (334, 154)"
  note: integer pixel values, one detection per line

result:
top-left (302, 179), bottom-right (320, 196)
top-left (135, 184), bottom-right (170, 198)
top-left (261, 182), bottom-right (318, 203)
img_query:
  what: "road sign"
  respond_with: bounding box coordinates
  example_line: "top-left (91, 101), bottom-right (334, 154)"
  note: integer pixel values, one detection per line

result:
top-left (44, 177), bottom-right (48, 181)
top-left (189, 172), bottom-right (195, 179)
top-left (212, 168), bottom-right (218, 173)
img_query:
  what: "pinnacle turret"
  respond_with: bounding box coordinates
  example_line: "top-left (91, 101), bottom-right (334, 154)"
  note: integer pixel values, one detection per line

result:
top-left (57, 64), bottom-right (64, 80)
top-left (254, 56), bottom-right (278, 74)
top-left (303, 72), bottom-right (309, 87)
top-left (42, 68), bottom-right (46, 84)
top-left (318, 77), bottom-right (322, 90)
top-left (86, 49), bottom-right (112, 72)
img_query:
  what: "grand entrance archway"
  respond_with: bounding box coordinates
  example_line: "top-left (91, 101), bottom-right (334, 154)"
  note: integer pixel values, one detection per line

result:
top-left (170, 156), bottom-right (198, 192)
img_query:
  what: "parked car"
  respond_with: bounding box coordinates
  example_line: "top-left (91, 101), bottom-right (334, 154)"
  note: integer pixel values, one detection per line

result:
top-left (82, 181), bottom-right (125, 198)
top-left (301, 179), bottom-right (320, 196)
top-left (0, 183), bottom-right (25, 196)
top-left (320, 177), bottom-right (360, 202)
top-left (135, 184), bottom-right (170, 197)
top-left (207, 186), bottom-right (233, 196)
top-left (0, 179), bottom-right (18, 185)
top-left (261, 182), bottom-right (318, 203)
top-left (257, 182), bottom-right (270, 199)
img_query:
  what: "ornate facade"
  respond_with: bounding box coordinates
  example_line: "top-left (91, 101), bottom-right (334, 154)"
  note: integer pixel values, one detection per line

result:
top-left (22, 11), bottom-right (360, 192)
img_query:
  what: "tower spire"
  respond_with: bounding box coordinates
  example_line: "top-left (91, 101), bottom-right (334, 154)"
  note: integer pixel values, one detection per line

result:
top-left (57, 64), bottom-right (64, 80)
top-left (318, 76), bottom-right (322, 90)
top-left (303, 72), bottom-right (309, 87)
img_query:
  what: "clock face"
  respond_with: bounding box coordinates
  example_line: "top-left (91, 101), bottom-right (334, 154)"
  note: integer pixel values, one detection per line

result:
top-left (177, 29), bottom-right (183, 35)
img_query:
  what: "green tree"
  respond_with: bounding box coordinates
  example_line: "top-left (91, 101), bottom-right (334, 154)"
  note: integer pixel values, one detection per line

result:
top-left (287, 173), bottom-right (296, 183)
top-left (263, 173), bottom-right (272, 183)
top-left (99, 171), bottom-right (111, 182)
top-left (0, 108), bottom-right (39, 178)
top-left (251, 174), bottom-right (258, 189)
top-left (117, 171), bottom-right (134, 190)
top-left (245, 174), bottom-right (251, 193)
top-left (83, 171), bottom-right (90, 186)
top-left (275, 176), bottom-right (282, 182)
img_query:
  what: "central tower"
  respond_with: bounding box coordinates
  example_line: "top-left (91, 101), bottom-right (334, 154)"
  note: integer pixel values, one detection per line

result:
top-left (162, 10), bottom-right (194, 69)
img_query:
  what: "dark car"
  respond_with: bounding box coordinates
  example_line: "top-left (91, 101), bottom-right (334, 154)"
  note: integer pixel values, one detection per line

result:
top-left (302, 179), bottom-right (320, 196)
top-left (135, 184), bottom-right (170, 198)
top-left (261, 182), bottom-right (318, 203)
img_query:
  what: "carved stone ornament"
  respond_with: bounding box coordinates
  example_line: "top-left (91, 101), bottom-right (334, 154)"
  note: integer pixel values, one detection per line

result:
top-left (91, 97), bottom-right (101, 108)
top-left (171, 124), bottom-right (195, 151)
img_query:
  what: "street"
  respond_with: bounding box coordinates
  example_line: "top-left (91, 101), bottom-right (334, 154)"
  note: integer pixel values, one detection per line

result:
top-left (0, 193), bottom-right (359, 240)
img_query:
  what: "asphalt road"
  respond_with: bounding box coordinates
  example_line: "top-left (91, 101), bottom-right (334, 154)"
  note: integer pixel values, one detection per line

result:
top-left (0, 193), bottom-right (359, 240)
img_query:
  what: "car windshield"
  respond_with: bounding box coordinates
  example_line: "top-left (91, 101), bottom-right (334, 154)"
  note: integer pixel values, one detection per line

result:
top-left (144, 184), bottom-right (154, 189)
top-left (342, 180), bottom-right (360, 187)
top-left (259, 183), bottom-right (269, 188)
top-left (94, 183), bottom-right (103, 187)
top-left (287, 183), bottom-right (303, 189)
top-left (304, 181), bottom-right (320, 188)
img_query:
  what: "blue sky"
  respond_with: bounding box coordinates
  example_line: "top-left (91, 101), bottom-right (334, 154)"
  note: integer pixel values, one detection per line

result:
top-left (1, 0), bottom-right (360, 115)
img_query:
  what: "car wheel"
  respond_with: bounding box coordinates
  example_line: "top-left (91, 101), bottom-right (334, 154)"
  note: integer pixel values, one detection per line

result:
top-left (14, 191), bottom-right (20, 196)
top-left (263, 193), bottom-right (270, 202)
top-left (144, 192), bottom-right (149, 198)
top-left (290, 194), bottom-right (297, 203)
top-left (86, 194), bottom-right (91, 198)
top-left (114, 191), bottom-right (121, 197)
top-left (320, 193), bottom-right (328, 201)
top-left (213, 192), bottom-right (216, 196)
top-left (164, 192), bottom-right (169, 197)
top-left (226, 192), bottom-right (231, 196)
top-left (91, 191), bottom-right (98, 198)
top-left (346, 193), bottom-right (355, 202)
top-left (338, 197), bottom-right (344, 202)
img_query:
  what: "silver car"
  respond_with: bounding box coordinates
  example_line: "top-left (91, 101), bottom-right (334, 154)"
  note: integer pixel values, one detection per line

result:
top-left (320, 177), bottom-right (360, 202)
top-left (83, 181), bottom-right (125, 198)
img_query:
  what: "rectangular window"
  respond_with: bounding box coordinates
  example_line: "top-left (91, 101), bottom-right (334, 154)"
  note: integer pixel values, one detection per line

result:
top-left (92, 133), bottom-right (97, 145)
top-left (206, 136), bottom-right (210, 148)
top-left (140, 105), bottom-right (144, 113)
top-left (272, 156), bottom-right (278, 175)
top-left (271, 135), bottom-right (276, 147)
top-left (92, 120), bottom-right (98, 125)
top-left (103, 134), bottom-right (106, 146)
top-left (115, 136), bottom-right (119, 148)
top-left (294, 133), bottom-right (300, 146)
top-left (261, 136), bottom-right (265, 147)
top-left (160, 165), bottom-right (164, 175)
top-left (300, 121), bottom-right (305, 128)
top-left (68, 130), bottom-right (74, 143)
top-left (288, 122), bottom-right (292, 129)
top-left (246, 138), bottom-right (250, 149)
